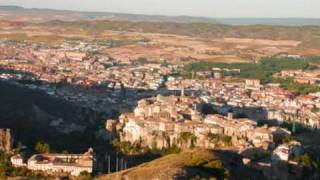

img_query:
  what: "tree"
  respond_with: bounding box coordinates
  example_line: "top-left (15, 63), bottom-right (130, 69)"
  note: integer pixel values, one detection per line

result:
top-left (16, 142), bottom-right (23, 153)
top-left (179, 132), bottom-right (197, 148)
top-left (34, 142), bottom-right (50, 153)
top-left (79, 171), bottom-right (93, 180)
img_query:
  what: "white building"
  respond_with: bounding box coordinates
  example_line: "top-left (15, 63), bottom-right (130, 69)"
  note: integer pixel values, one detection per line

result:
top-left (27, 148), bottom-right (94, 176)
top-left (11, 154), bottom-right (27, 167)
top-left (272, 141), bottom-right (303, 162)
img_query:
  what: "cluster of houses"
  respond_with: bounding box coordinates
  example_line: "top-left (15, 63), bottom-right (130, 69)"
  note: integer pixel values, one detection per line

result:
top-left (166, 77), bottom-right (320, 128)
top-left (107, 95), bottom-right (302, 162)
top-left (0, 41), bottom-right (176, 89)
top-left (5, 40), bottom-right (319, 130)
top-left (0, 42), bottom-right (179, 114)
top-left (277, 69), bottom-right (320, 85)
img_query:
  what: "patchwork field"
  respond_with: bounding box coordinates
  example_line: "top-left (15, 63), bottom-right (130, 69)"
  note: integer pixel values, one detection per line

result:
top-left (1, 22), bottom-right (313, 64)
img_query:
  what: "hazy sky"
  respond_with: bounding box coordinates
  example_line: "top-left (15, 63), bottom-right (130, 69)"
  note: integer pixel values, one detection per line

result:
top-left (0, 0), bottom-right (319, 18)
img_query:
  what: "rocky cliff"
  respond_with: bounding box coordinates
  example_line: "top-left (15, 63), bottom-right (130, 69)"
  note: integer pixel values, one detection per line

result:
top-left (0, 128), bottom-right (13, 152)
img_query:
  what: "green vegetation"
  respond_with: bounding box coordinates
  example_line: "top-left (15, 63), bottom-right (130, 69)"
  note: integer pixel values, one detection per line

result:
top-left (311, 107), bottom-right (320, 113)
top-left (187, 155), bottom-right (230, 180)
top-left (307, 56), bottom-right (320, 65)
top-left (0, 151), bottom-right (48, 179)
top-left (272, 78), bottom-right (320, 95)
top-left (133, 57), bottom-right (159, 65)
top-left (79, 171), bottom-right (93, 180)
top-left (282, 135), bottom-right (296, 144)
top-left (183, 57), bottom-right (314, 83)
top-left (182, 57), bottom-right (320, 94)
top-left (34, 141), bottom-right (51, 153)
top-left (293, 153), bottom-right (318, 168)
top-left (153, 144), bottom-right (181, 156)
top-left (97, 38), bottom-right (150, 48)
top-left (112, 138), bottom-right (181, 156)
top-left (207, 133), bottom-right (232, 147)
top-left (168, 146), bottom-right (181, 155)
top-left (292, 153), bottom-right (319, 179)
top-left (179, 132), bottom-right (197, 148)
top-left (112, 139), bottom-right (145, 155)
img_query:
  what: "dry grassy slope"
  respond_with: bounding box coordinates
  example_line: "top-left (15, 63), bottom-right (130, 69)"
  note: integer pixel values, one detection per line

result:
top-left (97, 150), bottom-right (212, 180)
top-left (97, 149), bottom-right (264, 180)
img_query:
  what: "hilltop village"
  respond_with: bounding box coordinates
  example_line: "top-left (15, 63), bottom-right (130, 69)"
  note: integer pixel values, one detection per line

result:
top-left (111, 95), bottom-right (291, 151)
top-left (107, 94), bottom-right (305, 174)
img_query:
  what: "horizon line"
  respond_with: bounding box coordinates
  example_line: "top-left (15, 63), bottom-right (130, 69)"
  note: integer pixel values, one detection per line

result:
top-left (1, 4), bottom-right (320, 20)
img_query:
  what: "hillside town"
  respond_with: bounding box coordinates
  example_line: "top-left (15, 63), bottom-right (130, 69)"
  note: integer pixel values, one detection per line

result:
top-left (1, 4), bottom-right (320, 179)
top-left (1, 38), bottom-right (320, 130)
top-left (0, 36), bottom-right (320, 178)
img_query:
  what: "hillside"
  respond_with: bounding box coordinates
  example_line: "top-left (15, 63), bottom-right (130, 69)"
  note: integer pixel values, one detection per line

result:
top-left (2, 6), bottom-right (320, 49)
top-left (0, 80), bottom-right (102, 152)
top-left (98, 150), bottom-right (265, 180)
top-left (39, 20), bottom-right (320, 49)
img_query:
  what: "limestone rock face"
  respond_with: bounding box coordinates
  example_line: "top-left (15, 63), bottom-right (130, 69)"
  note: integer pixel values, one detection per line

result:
top-left (0, 128), bottom-right (13, 152)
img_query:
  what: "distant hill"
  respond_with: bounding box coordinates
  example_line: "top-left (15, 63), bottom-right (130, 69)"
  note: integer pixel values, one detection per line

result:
top-left (0, 5), bottom-right (24, 11)
top-left (215, 18), bottom-right (320, 26)
top-left (1, 5), bottom-right (320, 26)
top-left (0, 5), bottom-right (219, 24)
top-left (41, 20), bottom-right (320, 48)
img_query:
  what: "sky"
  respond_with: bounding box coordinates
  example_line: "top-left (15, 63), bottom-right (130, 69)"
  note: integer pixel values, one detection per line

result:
top-left (0, 0), bottom-right (319, 18)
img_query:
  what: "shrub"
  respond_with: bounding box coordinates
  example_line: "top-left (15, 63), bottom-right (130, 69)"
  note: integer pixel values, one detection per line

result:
top-left (179, 132), bottom-right (197, 148)
top-left (34, 141), bottom-right (51, 153)
top-left (293, 153), bottom-right (318, 168)
top-left (0, 151), bottom-right (47, 178)
top-left (282, 136), bottom-right (295, 144)
top-left (151, 138), bottom-right (158, 151)
top-left (207, 133), bottom-right (232, 147)
top-left (187, 156), bottom-right (207, 167)
top-left (79, 171), bottom-right (93, 180)
top-left (159, 144), bottom-right (181, 155)
top-left (188, 158), bottom-right (230, 180)
top-left (112, 139), bottom-right (144, 155)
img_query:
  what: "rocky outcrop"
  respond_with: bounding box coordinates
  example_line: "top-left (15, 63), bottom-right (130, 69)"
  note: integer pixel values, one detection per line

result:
top-left (0, 128), bottom-right (13, 152)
